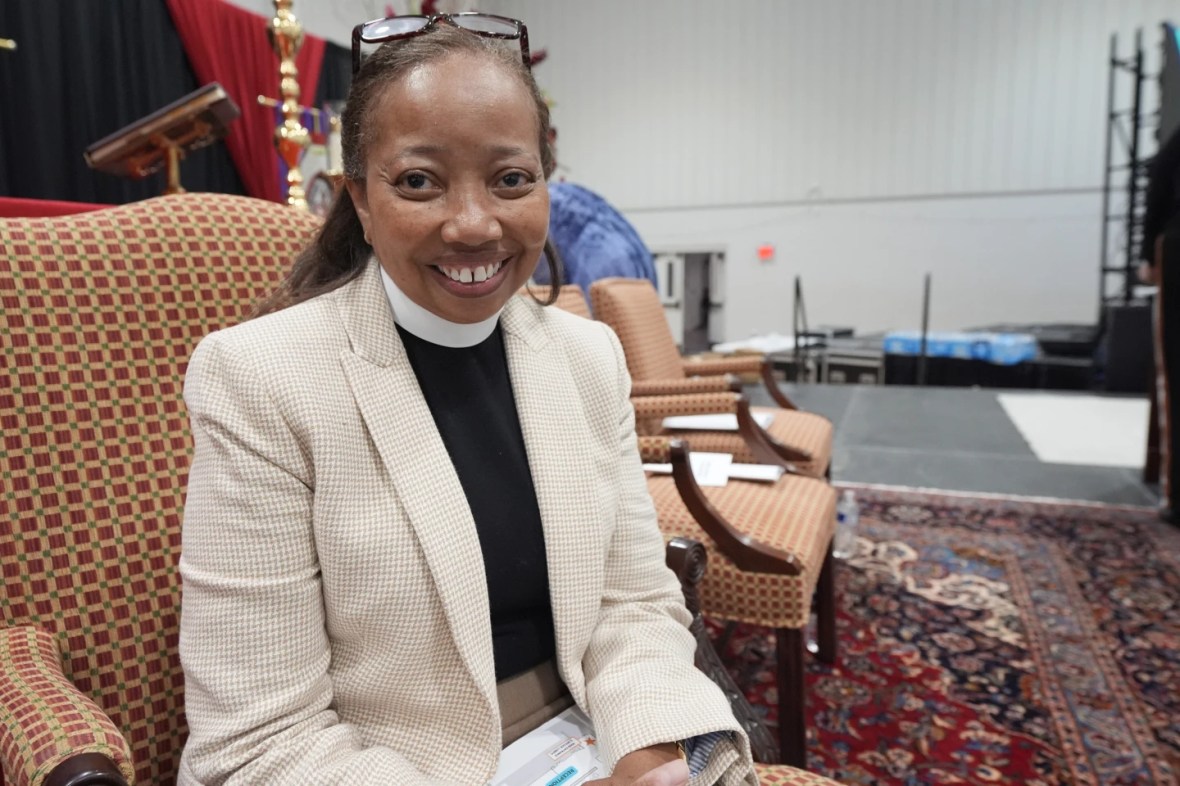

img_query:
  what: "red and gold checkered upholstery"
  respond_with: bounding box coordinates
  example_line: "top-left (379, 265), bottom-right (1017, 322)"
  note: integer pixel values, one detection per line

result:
top-left (588, 278), bottom-right (833, 476)
top-left (0, 193), bottom-right (320, 785)
top-left (646, 473), bottom-right (836, 628)
top-left (0, 626), bottom-right (134, 786)
top-left (754, 762), bottom-right (844, 784)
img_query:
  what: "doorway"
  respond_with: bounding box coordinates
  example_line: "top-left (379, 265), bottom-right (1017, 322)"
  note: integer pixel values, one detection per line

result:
top-left (653, 250), bottom-right (725, 354)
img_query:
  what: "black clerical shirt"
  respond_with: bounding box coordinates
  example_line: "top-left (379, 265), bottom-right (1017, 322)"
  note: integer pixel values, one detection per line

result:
top-left (397, 323), bottom-right (556, 681)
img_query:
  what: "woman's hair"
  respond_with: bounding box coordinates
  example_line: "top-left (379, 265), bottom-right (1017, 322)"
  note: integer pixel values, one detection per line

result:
top-left (253, 23), bottom-right (562, 318)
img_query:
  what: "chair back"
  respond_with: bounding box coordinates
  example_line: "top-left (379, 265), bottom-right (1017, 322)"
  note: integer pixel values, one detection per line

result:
top-left (589, 278), bottom-right (685, 381)
top-left (516, 284), bottom-right (593, 319)
top-left (0, 193), bottom-right (320, 785)
top-left (551, 285), bottom-right (593, 319)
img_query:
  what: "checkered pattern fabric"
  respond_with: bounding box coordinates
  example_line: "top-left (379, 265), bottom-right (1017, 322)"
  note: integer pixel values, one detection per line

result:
top-left (631, 392), bottom-right (740, 448)
top-left (0, 626), bottom-right (135, 786)
top-left (631, 376), bottom-right (735, 397)
top-left (680, 407), bottom-right (833, 476)
top-left (682, 356), bottom-right (764, 378)
top-left (645, 473), bottom-right (836, 627)
top-left (631, 393), bottom-right (741, 420)
top-left (0, 193), bottom-right (320, 785)
top-left (754, 762), bottom-right (844, 784)
top-left (552, 285), bottom-right (592, 319)
top-left (589, 278), bottom-right (687, 380)
top-left (627, 394), bottom-right (833, 476)
top-left (637, 436), bottom-right (674, 464)
top-left (588, 278), bottom-right (832, 476)
top-left (516, 284), bottom-right (592, 319)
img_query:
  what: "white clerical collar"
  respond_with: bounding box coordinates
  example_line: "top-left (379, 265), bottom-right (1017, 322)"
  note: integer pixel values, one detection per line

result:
top-left (379, 261), bottom-right (501, 348)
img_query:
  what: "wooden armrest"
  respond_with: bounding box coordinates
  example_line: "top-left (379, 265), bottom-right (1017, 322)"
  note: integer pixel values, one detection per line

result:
top-left (631, 376), bottom-right (740, 397)
top-left (45, 754), bottom-right (129, 786)
top-left (759, 361), bottom-right (799, 410)
top-left (681, 356), bottom-right (800, 409)
top-left (0, 626), bottom-right (133, 786)
top-left (667, 441), bottom-right (803, 576)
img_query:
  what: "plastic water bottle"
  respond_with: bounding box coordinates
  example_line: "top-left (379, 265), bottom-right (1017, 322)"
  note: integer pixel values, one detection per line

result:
top-left (833, 490), bottom-right (859, 559)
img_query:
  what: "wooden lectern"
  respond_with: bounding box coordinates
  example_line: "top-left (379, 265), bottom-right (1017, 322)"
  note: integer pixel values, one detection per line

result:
top-left (84, 83), bottom-right (240, 195)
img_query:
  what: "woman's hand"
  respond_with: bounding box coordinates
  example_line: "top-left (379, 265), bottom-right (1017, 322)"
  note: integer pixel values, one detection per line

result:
top-left (586, 743), bottom-right (690, 786)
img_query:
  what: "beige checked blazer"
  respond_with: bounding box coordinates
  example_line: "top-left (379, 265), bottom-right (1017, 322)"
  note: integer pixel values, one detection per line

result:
top-left (177, 260), bottom-right (755, 785)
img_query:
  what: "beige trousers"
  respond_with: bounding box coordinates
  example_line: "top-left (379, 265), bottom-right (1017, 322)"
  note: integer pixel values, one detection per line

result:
top-left (497, 659), bottom-right (575, 746)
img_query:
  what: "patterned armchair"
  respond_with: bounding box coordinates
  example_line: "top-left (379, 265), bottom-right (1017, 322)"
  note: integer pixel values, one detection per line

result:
top-left (590, 278), bottom-right (834, 478)
top-left (0, 194), bottom-right (321, 786)
top-left (640, 436), bottom-right (837, 769)
top-left (536, 283), bottom-right (842, 769)
top-left (540, 285), bottom-right (808, 474)
top-left (665, 537), bottom-right (842, 785)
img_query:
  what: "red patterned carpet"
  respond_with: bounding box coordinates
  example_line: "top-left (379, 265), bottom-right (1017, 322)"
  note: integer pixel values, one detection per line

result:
top-left (709, 486), bottom-right (1180, 785)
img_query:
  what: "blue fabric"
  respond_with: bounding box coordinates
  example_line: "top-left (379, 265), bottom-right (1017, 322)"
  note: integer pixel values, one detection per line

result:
top-left (535, 182), bottom-right (657, 296)
top-left (684, 731), bottom-right (728, 776)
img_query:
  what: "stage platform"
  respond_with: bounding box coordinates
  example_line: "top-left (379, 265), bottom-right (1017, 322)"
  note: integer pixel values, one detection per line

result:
top-left (747, 382), bottom-right (1157, 507)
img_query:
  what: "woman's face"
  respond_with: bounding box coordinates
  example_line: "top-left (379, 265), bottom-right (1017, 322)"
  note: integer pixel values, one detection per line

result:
top-left (348, 52), bottom-right (549, 324)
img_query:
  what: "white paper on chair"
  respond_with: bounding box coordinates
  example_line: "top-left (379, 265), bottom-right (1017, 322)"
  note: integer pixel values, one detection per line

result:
top-left (642, 452), bottom-right (733, 486)
top-left (726, 463), bottom-right (785, 482)
top-left (489, 705), bottom-right (605, 785)
top-left (661, 412), bottom-right (775, 431)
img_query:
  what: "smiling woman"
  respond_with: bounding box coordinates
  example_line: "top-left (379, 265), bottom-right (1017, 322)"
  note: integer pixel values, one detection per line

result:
top-left (346, 52), bottom-right (549, 323)
top-left (177, 16), bottom-right (756, 786)
top-left (251, 20), bottom-right (560, 319)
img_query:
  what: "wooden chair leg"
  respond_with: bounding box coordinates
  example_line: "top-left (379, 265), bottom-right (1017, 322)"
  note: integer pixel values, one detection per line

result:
top-left (776, 626), bottom-right (807, 768)
top-left (815, 544), bottom-right (837, 665)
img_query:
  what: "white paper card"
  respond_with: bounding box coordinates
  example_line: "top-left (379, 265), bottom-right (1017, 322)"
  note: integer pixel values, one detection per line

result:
top-left (490, 705), bottom-right (605, 786)
top-left (642, 452), bottom-right (734, 486)
top-left (726, 463), bottom-right (785, 482)
top-left (661, 412), bottom-right (775, 431)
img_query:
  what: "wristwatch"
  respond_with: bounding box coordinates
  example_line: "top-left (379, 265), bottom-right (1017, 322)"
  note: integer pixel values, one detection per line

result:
top-left (675, 740), bottom-right (688, 761)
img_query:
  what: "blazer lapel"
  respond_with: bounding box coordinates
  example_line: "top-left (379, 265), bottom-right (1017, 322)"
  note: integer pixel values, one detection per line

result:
top-left (500, 299), bottom-right (603, 698)
top-left (334, 262), bottom-right (497, 714)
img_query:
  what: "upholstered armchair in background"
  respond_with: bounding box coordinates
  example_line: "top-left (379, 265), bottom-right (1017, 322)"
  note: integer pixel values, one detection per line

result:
top-left (0, 194), bottom-right (320, 785)
top-left (540, 285), bottom-right (824, 475)
top-left (589, 278), bottom-right (834, 478)
top-left (665, 536), bottom-right (843, 785)
top-left (640, 437), bottom-right (837, 769)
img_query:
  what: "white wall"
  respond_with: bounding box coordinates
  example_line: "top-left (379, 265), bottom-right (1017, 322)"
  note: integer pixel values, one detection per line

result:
top-left (634, 192), bottom-right (1101, 337)
top-left (485, 0), bottom-right (1177, 338)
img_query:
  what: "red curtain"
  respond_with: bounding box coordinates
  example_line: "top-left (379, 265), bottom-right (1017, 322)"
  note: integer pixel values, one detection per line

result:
top-left (165, 0), bottom-right (326, 203)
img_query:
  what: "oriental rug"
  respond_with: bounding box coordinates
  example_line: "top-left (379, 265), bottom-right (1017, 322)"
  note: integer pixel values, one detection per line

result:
top-left (709, 486), bottom-right (1180, 785)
